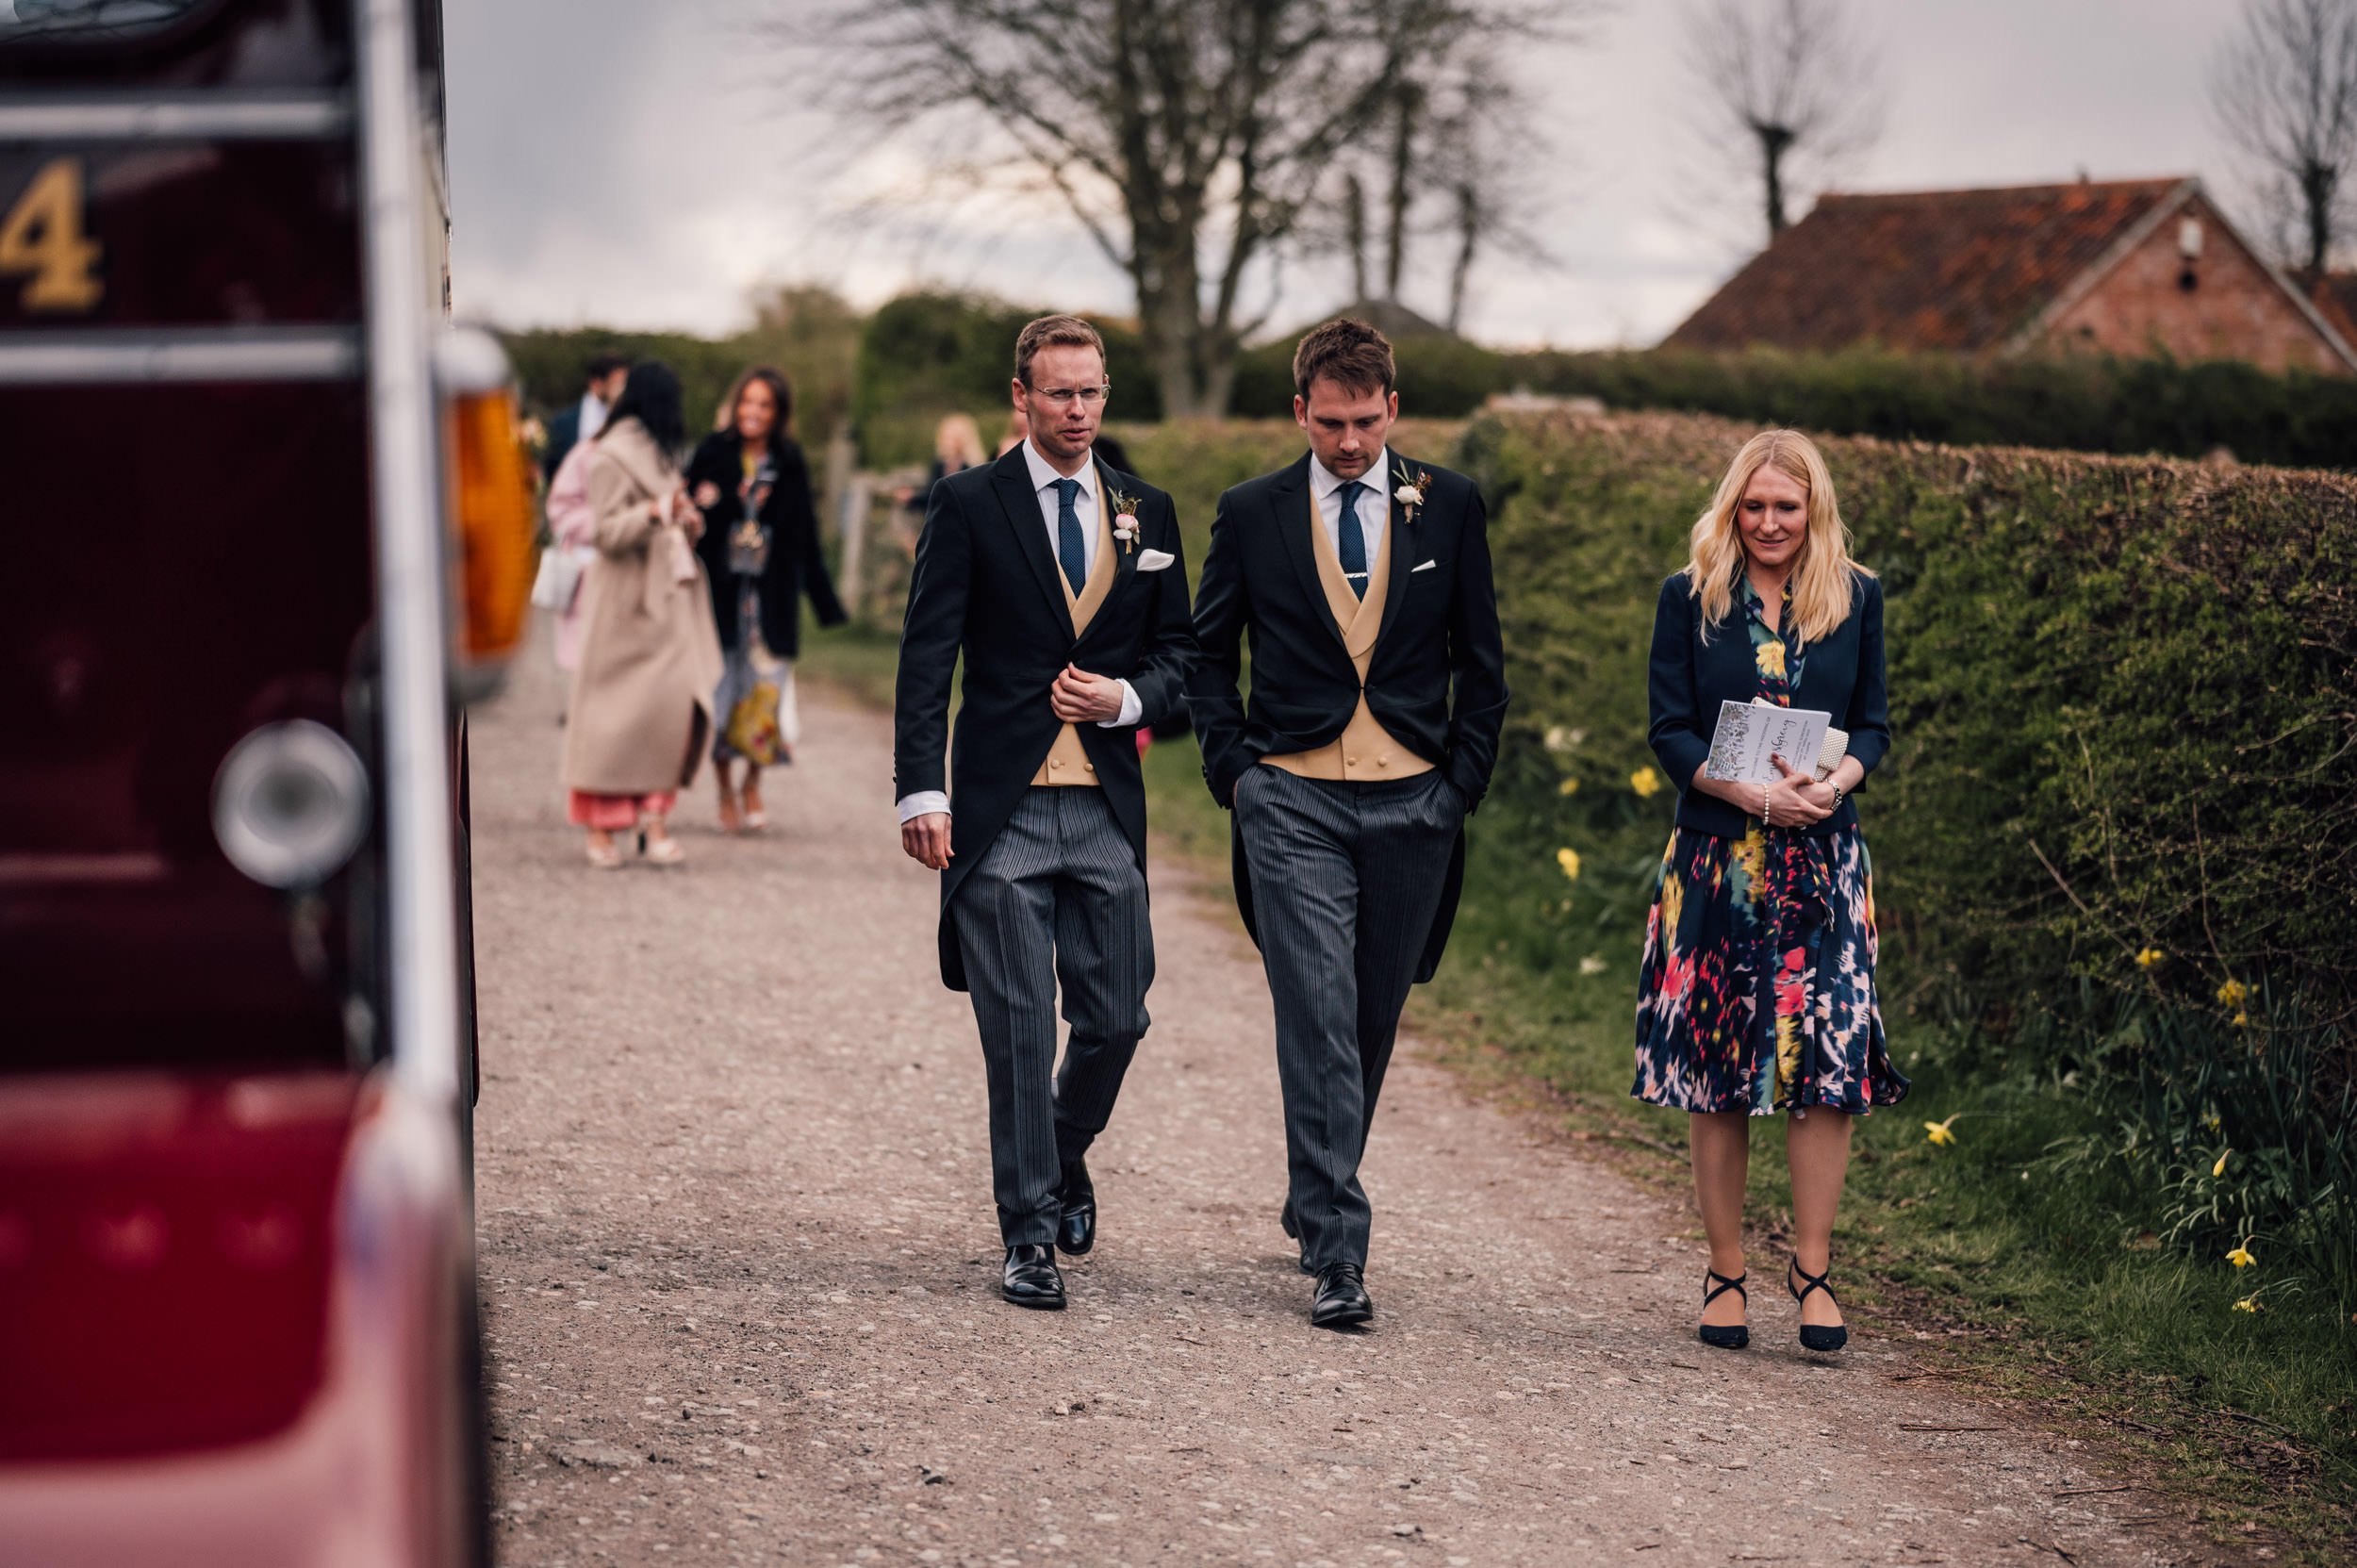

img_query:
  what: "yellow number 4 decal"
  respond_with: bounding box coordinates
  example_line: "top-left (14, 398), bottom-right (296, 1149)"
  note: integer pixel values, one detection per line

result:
top-left (1, 158), bottom-right (104, 313)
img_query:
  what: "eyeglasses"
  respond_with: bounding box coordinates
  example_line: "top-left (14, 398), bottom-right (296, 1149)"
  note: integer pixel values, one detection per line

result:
top-left (1030, 384), bottom-right (1110, 406)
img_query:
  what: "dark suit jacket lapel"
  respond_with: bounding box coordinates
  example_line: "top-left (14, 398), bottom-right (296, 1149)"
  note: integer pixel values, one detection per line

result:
top-left (990, 444), bottom-right (1075, 637)
top-left (1271, 454), bottom-right (1346, 652)
top-left (1096, 455), bottom-right (1141, 602)
top-left (1376, 450), bottom-right (1419, 644)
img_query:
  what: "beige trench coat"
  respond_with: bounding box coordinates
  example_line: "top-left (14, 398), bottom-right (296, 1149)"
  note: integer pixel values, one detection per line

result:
top-left (560, 418), bottom-right (725, 796)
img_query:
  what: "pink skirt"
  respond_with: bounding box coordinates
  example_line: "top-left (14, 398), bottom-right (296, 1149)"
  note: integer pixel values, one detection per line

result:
top-left (568, 790), bottom-right (677, 830)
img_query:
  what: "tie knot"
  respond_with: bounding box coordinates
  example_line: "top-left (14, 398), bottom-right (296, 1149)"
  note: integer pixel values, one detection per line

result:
top-left (1339, 480), bottom-right (1364, 508)
top-left (1054, 477), bottom-right (1081, 503)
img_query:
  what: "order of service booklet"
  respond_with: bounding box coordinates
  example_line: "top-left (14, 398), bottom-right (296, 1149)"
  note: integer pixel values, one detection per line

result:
top-left (1703, 700), bottom-right (1835, 784)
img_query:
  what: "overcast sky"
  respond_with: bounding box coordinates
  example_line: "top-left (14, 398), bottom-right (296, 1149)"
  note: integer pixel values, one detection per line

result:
top-left (444, 0), bottom-right (2255, 350)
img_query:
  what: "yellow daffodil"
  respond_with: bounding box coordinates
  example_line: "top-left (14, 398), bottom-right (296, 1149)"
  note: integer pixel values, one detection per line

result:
top-left (1629, 767), bottom-right (1662, 799)
top-left (2134, 947), bottom-right (2164, 971)
top-left (1555, 847), bottom-right (1581, 882)
top-left (2226, 1243), bottom-right (2256, 1268)
top-left (1557, 776), bottom-right (1581, 797)
top-left (1923, 1114), bottom-right (1958, 1147)
top-left (2214, 1149), bottom-right (2231, 1179)
top-left (2233, 1011), bottom-right (2250, 1028)
top-left (2233, 1296), bottom-right (2260, 1313)
top-left (2203, 1111), bottom-right (2222, 1132)
top-left (2217, 978), bottom-right (2248, 1009)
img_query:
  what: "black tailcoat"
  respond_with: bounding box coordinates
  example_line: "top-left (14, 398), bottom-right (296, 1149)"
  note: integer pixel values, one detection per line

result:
top-left (894, 444), bottom-right (1197, 990)
top-left (1187, 452), bottom-right (1508, 983)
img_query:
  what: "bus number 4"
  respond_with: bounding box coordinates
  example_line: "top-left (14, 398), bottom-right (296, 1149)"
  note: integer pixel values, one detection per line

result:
top-left (1, 158), bottom-right (104, 313)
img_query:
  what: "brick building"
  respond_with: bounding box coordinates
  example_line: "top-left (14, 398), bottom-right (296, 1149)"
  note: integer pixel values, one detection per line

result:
top-left (1663, 177), bottom-right (2357, 376)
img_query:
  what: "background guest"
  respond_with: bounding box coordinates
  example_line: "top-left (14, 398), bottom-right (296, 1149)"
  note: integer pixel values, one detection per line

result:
top-left (687, 366), bottom-right (848, 834)
top-left (562, 361), bottom-right (724, 868)
top-left (542, 352), bottom-right (628, 482)
top-left (1635, 427), bottom-right (1900, 1355)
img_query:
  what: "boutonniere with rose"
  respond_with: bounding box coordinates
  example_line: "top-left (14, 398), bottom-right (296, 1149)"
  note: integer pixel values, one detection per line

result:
top-left (1109, 487), bottom-right (1145, 553)
top-left (1393, 459), bottom-right (1433, 524)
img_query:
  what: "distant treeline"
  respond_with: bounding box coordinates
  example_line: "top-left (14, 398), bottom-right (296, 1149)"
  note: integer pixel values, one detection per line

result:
top-left (508, 288), bottom-right (2357, 471)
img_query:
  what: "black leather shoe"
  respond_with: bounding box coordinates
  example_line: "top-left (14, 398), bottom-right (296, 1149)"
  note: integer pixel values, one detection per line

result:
top-left (1697, 1267), bottom-right (1749, 1350)
top-left (1309, 1263), bottom-right (1373, 1329)
top-left (1788, 1258), bottom-right (1847, 1352)
top-left (1001, 1244), bottom-right (1065, 1311)
top-left (1055, 1161), bottom-right (1096, 1257)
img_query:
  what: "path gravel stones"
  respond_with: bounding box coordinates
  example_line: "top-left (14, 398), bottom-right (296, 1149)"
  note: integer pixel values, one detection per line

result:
top-left (471, 641), bottom-right (2217, 1567)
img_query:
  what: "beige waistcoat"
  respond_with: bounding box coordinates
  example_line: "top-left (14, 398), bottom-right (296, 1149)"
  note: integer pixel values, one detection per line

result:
top-left (1261, 489), bottom-right (1432, 783)
top-left (1030, 469), bottom-right (1119, 787)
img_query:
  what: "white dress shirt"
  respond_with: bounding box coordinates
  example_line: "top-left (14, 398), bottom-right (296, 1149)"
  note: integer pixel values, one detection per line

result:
top-left (894, 439), bottom-right (1141, 824)
top-left (1309, 447), bottom-right (1390, 580)
top-left (578, 389), bottom-right (611, 442)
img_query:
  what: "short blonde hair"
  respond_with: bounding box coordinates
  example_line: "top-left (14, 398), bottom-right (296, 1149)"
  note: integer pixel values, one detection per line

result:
top-left (1681, 429), bottom-right (1871, 645)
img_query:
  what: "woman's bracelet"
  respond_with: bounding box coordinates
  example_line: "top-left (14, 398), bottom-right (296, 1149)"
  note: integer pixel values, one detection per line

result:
top-left (1760, 782), bottom-right (1771, 825)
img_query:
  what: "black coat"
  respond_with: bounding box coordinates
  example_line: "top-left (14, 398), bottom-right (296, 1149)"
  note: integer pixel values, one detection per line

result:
top-left (686, 431), bottom-right (847, 658)
top-left (894, 444), bottom-right (1198, 990)
top-left (1645, 569), bottom-right (1890, 839)
top-left (1187, 451), bottom-right (1509, 984)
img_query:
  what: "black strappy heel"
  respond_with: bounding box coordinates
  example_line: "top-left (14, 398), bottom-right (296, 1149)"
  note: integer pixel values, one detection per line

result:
top-left (1788, 1259), bottom-right (1848, 1351)
top-left (1698, 1268), bottom-right (1749, 1349)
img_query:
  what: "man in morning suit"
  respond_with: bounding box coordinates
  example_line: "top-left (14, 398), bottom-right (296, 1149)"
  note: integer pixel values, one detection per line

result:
top-left (894, 315), bottom-right (1196, 1311)
top-left (1188, 318), bottom-right (1508, 1329)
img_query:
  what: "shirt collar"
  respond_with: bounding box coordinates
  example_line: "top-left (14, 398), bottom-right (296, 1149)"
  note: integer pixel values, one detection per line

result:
top-left (1309, 448), bottom-right (1390, 503)
top-left (1738, 570), bottom-right (1795, 618)
top-left (1022, 437), bottom-right (1095, 498)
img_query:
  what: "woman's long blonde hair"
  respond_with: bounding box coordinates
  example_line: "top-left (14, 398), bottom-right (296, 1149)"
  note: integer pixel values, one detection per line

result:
top-left (1682, 428), bottom-right (1871, 645)
top-left (935, 413), bottom-right (986, 470)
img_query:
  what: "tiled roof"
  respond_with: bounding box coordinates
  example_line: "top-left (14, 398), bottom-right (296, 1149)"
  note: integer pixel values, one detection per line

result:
top-left (1662, 178), bottom-right (2193, 353)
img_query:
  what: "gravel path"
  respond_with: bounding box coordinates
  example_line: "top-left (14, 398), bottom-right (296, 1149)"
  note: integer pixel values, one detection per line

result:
top-left (471, 639), bottom-right (2213, 1568)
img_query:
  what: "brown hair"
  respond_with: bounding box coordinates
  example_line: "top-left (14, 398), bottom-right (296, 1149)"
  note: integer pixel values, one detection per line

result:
top-left (1014, 314), bottom-right (1108, 386)
top-left (715, 364), bottom-right (794, 440)
top-left (1293, 317), bottom-right (1396, 400)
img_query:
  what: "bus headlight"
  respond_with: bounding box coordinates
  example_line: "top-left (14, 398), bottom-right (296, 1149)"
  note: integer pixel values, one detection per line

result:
top-left (211, 720), bottom-right (372, 889)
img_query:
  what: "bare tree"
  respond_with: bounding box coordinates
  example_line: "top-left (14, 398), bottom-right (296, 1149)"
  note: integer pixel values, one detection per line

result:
top-left (2213, 0), bottom-right (2357, 280)
top-left (1684, 0), bottom-right (1883, 245)
top-left (780, 0), bottom-right (1576, 415)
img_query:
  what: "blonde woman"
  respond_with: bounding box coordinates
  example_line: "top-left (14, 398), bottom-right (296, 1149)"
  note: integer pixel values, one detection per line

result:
top-left (1635, 429), bottom-right (1903, 1354)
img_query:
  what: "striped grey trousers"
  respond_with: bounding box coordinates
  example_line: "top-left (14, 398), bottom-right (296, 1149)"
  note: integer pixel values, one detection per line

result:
top-left (949, 786), bottom-right (1153, 1246)
top-left (1235, 766), bottom-right (1461, 1273)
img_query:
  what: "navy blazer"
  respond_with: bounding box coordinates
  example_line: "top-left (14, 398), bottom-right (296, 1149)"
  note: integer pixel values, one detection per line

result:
top-left (1646, 569), bottom-right (1890, 839)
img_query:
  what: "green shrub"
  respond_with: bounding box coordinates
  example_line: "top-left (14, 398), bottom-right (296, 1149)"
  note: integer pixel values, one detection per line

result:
top-left (1492, 346), bottom-right (2357, 470)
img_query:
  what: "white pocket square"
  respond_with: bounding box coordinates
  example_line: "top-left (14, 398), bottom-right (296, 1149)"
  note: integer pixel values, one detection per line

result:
top-left (1411, 558), bottom-right (1438, 573)
top-left (1136, 549), bottom-right (1176, 572)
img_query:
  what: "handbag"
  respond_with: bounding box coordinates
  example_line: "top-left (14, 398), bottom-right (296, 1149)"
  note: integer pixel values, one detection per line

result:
top-left (530, 544), bottom-right (585, 611)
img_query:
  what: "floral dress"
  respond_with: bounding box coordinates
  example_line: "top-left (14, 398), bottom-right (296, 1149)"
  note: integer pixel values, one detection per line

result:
top-left (1631, 578), bottom-right (1907, 1116)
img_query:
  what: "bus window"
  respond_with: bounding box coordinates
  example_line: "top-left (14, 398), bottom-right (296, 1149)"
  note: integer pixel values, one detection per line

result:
top-left (0, 2), bottom-right (216, 41)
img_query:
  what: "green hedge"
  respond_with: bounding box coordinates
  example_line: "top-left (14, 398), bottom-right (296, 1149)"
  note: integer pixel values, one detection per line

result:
top-left (502, 287), bottom-right (862, 457)
top-left (1454, 407), bottom-right (2356, 1298)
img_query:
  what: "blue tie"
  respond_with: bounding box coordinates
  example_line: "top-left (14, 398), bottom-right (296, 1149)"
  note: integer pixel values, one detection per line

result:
top-left (1053, 477), bottom-right (1086, 596)
top-left (1337, 480), bottom-right (1368, 599)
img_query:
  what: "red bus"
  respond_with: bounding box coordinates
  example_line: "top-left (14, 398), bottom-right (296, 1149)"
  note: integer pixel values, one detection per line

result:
top-left (0, 2), bottom-right (529, 1561)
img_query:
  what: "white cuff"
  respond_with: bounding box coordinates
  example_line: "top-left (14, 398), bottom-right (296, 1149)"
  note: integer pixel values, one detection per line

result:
top-left (895, 791), bottom-right (951, 824)
top-left (1096, 679), bottom-right (1143, 729)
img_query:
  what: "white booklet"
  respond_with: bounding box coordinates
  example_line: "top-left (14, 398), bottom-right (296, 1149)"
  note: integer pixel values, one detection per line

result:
top-left (1705, 700), bottom-right (1832, 784)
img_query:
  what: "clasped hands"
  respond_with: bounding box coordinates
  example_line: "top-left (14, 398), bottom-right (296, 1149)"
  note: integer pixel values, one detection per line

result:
top-left (1762, 753), bottom-right (1838, 829)
top-left (899, 667), bottom-right (1127, 873)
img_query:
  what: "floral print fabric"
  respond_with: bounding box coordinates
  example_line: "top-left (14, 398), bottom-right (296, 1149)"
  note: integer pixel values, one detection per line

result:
top-left (1631, 576), bottom-right (1907, 1115)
